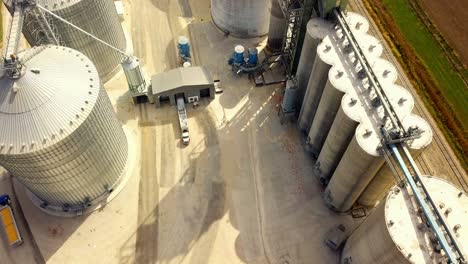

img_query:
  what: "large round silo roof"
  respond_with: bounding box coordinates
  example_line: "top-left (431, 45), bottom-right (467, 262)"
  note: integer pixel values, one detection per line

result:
top-left (0, 45), bottom-right (100, 155)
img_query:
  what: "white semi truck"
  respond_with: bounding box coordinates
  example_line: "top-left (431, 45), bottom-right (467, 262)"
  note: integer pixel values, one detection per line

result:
top-left (177, 97), bottom-right (190, 145)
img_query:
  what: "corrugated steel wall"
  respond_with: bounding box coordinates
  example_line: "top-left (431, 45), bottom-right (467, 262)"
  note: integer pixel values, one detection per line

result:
top-left (0, 87), bottom-right (128, 208)
top-left (15, 0), bottom-right (126, 78)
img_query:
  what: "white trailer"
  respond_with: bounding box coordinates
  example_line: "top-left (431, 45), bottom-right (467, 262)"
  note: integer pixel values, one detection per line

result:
top-left (177, 97), bottom-right (190, 144)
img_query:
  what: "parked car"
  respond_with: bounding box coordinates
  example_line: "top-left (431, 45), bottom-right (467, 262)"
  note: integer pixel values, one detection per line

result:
top-left (214, 80), bottom-right (223, 94)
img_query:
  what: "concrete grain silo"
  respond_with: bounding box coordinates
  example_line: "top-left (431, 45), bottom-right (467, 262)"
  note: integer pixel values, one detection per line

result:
top-left (314, 95), bottom-right (358, 185)
top-left (266, 0), bottom-right (286, 52)
top-left (295, 18), bottom-right (334, 112)
top-left (299, 12), bottom-right (432, 212)
top-left (211, 0), bottom-right (271, 38)
top-left (297, 13), bottom-right (369, 134)
top-left (324, 113), bottom-right (431, 212)
top-left (357, 115), bottom-right (433, 207)
top-left (0, 46), bottom-right (128, 214)
top-left (306, 34), bottom-right (382, 156)
top-left (341, 176), bottom-right (467, 264)
top-left (5, 0), bottom-right (127, 79)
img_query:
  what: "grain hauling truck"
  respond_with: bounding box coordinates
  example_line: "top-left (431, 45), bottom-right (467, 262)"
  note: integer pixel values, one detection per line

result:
top-left (0, 195), bottom-right (22, 246)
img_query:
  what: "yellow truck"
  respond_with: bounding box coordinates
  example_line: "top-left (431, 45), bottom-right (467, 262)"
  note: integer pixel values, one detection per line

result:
top-left (0, 195), bottom-right (22, 246)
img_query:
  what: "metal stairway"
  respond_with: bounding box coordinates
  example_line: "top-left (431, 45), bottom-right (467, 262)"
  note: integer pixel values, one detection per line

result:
top-left (277, 0), bottom-right (305, 75)
top-left (4, 3), bottom-right (24, 60)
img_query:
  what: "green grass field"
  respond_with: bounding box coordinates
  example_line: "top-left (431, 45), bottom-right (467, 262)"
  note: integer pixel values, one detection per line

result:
top-left (382, 0), bottom-right (468, 127)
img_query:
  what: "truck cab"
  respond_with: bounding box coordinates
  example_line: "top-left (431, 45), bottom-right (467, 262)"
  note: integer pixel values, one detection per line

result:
top-left (0, 195), bottom-right (11, 206)
top-left (182, 130), bottom-right (190, 145)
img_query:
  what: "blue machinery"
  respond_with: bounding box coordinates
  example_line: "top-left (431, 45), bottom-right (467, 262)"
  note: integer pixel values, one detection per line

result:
top-left (178, 36), bottom-right (191, 64)
top-left (334, 8), bottom-right (465, 263)
top-left (228, 45), bottom-right (261, 74)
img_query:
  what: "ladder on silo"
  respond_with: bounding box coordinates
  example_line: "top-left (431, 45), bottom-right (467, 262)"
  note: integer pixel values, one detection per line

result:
top-left (333, 8), bottom-right (465, 263)
top-left (4, 3), bottom-right (24, 59)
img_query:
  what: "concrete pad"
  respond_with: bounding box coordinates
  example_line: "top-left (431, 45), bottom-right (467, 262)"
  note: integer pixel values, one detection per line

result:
top-left (0, 170), bottom-right (43, 264)
top-left (13, 128), bottom-right (141, 264)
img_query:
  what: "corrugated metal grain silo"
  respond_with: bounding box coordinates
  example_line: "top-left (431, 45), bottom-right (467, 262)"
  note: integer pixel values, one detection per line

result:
top-left (5, 0), bottom-right (127, 78)
top-left (0, 45), bottom-right (128, 213)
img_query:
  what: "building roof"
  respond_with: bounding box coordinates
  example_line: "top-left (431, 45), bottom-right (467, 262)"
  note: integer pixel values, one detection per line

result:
top-left (0, 45), bottom-right (100, 155)
top-left (151, 66), bottom-right (213, 95)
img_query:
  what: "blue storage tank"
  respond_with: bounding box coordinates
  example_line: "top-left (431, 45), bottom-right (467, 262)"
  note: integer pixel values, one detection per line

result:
top-left (178, 36), bottom-right (191, 59)
top-left (248, 48), bottom-right (258, 65)
top-left (233, 45), bottom-right (245, 64)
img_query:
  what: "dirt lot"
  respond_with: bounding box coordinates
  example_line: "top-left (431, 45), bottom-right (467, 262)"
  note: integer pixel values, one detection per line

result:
top-left (419, 0), bottom-right (468, 65)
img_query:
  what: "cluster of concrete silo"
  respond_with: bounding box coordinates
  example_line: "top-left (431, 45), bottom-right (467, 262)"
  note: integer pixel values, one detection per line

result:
top-left (0, 0), bottom-right (128, 214)
top-left (293, 12), bottom-right (468, 263)
top-left (295, 12), bottom-right (433, 212)
top-left (0, 46), bottom-right (128, 213)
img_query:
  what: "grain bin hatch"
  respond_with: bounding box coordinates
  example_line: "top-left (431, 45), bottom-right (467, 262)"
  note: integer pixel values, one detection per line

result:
top-left (150, 66), bottom-right (215, 107)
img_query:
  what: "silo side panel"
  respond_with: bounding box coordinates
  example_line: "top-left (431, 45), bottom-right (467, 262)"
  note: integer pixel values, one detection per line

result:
top-left (324, 137), bottom-right (384, 212)
top-left (315, 106), bottom-right (357, 184)
top-left (307, 80), bottom-right (344, 156)
top-left (266, 0), bottom-right (286, 51)
top-left (211, 0), bottom-right (271, 38)
top-left (297, 55), bottom-right (331, 133)
top-left (14, 0), bottom-right (127, 78)
top-left (341, 202), bottom-right (408, 264)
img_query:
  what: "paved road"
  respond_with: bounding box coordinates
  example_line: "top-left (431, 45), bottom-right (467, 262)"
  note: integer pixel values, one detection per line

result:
top-left (129, 1), bottom-right (354, 263)
top-left (130, 0), bottom-right (179, 74)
